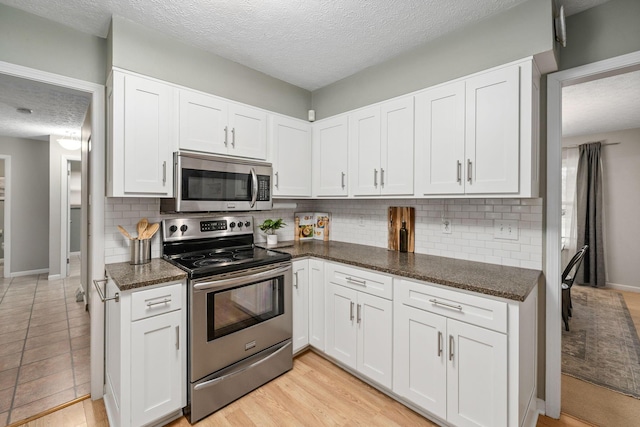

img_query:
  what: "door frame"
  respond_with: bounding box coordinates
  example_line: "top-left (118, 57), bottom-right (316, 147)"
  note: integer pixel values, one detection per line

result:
top-left (61, 155), bottom-right (81, 278)
top-left (0, 155), bottom-right (11, 278)
top-left (545, 49), bottom-right (640, 418)
top-left (0, 60), bottom-right (106, 399)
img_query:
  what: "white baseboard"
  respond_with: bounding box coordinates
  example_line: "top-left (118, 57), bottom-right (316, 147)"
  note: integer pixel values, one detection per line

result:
top-left (48, 274), bottom-right (62, 281)
top-left (70, 251), bottom-right (81, 256)
top-left (606, 282), bottom-right (640, 293)
top-left (11, 268), bottom-right (48, 277)
top-left (524, 399), bottom-right (546, 427)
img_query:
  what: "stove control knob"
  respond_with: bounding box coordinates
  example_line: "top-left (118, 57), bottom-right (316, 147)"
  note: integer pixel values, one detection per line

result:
top-left (244, 221), bottom-right (251, 228)
top-left (180, 224), bottom-right (188, 233)
top-left (229, 222), bottom-right (236, 229)
top-left (169, 225), bottom-right (178, 233)
top-left (237, 222), bottom-right (243, 228)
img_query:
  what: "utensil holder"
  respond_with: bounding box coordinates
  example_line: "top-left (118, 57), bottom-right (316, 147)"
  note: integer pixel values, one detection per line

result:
top-left (130, 239), bottom-right (151, 265)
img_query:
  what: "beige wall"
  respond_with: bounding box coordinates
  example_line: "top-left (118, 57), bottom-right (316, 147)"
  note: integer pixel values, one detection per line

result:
top-left (110, 16), bottom-right (311, 119)
top-left (563, 128), bottom-right (640, 290)
top-left (311, 0), bottom-right (554, 119)
top-left (0, 4), bottom-right (107, 85)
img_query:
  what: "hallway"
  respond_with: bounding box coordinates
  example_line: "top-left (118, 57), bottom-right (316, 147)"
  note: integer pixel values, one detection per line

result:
top-left (0, 256), bottom-right (90, 426)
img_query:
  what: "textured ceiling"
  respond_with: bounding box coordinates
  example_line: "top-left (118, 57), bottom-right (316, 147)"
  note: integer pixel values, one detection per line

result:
top-left (0, 73), bottom-right (91, 140)
top-left (0, 0), bottom-right (610, 91)
top-left (562, 70), bottom-right (640, 138)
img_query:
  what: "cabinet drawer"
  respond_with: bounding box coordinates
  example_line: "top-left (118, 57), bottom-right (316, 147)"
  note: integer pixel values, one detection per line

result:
top-left (395, 279), bottom-right (507, 333)
top-left (325, 262), bottom-right (392, 300)
top-left (131, 282), bottom-right (183, 321)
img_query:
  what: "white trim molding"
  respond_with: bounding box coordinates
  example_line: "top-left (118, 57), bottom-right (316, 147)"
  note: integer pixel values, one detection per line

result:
top-left (0, 155), bottom-right (11, 279)
top-left (0, 60), bottom-right (106, 400)
top-left (11, 268), bottom-right (48, 277)
top-left (546, 49), bottom-right (640, 419)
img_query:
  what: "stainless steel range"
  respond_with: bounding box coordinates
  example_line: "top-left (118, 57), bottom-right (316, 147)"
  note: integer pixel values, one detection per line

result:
top-left (162, 215), bottom-right (293, 424)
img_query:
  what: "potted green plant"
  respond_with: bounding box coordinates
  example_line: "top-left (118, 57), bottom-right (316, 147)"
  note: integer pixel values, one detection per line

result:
top-left (259, 218), bottom-right (286, 245)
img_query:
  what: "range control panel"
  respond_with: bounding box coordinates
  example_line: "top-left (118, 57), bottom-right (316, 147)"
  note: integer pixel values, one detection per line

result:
top-left (162, 216), bottom-right (254, 242)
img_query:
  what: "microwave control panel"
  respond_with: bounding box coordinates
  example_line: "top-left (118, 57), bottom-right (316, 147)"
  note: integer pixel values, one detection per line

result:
top-left (257, 175), bottom-right (271, 201)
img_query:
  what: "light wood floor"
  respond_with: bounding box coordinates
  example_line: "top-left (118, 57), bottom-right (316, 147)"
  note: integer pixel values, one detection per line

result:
top-left (14, 350), bottom-right (597, 427)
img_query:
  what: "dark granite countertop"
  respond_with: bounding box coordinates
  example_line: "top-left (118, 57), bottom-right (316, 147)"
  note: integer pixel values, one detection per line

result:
top-left (261, 240), bottom-right (541, 302)
top-left (106, 258), bottom-right (187, 291)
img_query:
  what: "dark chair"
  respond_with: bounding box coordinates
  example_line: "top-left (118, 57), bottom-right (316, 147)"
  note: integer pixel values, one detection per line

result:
top-left (562, 245), bottom-right (588, 331)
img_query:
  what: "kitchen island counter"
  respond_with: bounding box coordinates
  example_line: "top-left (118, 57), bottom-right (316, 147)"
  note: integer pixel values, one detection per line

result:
top-left (261, 240), bottom-right (540, 302)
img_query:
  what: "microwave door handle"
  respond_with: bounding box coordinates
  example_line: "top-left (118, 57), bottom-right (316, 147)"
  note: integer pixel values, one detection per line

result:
top-left (250, 168), bottom-right (258, 208)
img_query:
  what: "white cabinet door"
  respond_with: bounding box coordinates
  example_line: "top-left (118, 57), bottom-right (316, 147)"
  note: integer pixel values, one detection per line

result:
top-left (178, 89), bottom-right (228, 154)
top-left (381, 97), bottom-right (414, 195)
top-left (447, 319), bottom-right (508, 427)
top-left (121, 72), bottom-right (175, 195)
top-left (228, 103), bottom-right (267, 159)
top-left (349, 106), bottom-right (381, 196)
top-left (325, 283), bottom-right (357, 369)
top-left (292, 260), bottom-right (309, 353)
top-left (465, 66), bottom-right (520, 194)
top-left (271, 116), bottom-right (312, 197)
top-left (131, 310), bottom-right (183, 427)
top-left (313, 116), bottom-right (349, 196)
top-left (308, 259), bottom-right (325, 351)
top-left (394, 304), bottom-right (447, 419)
top-left (415, 82), bottom-right (465, 195)
top-left (356, 292), bottom-right (393, 389)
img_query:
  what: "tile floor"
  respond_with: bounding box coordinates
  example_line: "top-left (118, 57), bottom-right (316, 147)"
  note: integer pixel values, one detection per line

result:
top-left (0, 256), bottom-right (90, 426)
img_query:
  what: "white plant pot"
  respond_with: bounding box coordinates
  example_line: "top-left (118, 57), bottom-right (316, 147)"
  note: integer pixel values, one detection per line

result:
top-left (267, 234), bottom-right (278, 245)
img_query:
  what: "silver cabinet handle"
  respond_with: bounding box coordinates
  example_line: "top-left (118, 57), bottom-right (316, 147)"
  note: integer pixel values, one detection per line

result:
top-left (438, 331), bottom-right (443, 357)
top-left (456, 161), bottom-right (462, 184)
top-left (346, 276), bottom-right (366, 286)
top-left (293, 270), bottom-right (299, 289)
top-left (224, 126), bottom-right (229, 146)
top-left (162, 161), bottom-right (167, 185)
top-left (467, 159), bottom-right (472, 184)
top-left (429, 298), bottom-right (462, 311)
top-left (231, 128), bottom-right (236, 147)
top-left (357, 303), bottom-right (361, 324)
top-left (147, 298), bottom-right (171, 307)
top-left (374, 169), bottom-right (378, 187)
top-left (449, 335), bottom-right (454, 361)
top-left (341, 172), bottom-right (346, 189)
top-left (380, 168), bottom-right (385, 187)
top-left (176, 326), bottom-right (180, 350)
top-left (350, 301), bottom-right (355, 321)
top-left (274, 171), bottom-right (279, 189)
top-left (93, 279), bottom-right (119, 303)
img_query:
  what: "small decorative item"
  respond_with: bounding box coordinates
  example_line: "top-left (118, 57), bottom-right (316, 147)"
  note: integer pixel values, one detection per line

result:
top-left (296, 212), bottom-right (330, 241)
top-left (259, 218), bottom-right (286, 246)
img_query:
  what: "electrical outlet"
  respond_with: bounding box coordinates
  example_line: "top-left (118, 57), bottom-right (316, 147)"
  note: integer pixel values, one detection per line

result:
top-left (494, 219), bottom-right (519, 240)
top-left (358, 215), bottom-right (365, 227)
top-left (442, 219), bottom-right (452, 234)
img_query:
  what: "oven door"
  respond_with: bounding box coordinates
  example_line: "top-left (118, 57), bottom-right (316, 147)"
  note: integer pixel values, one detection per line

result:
top-left (190, 262), bottom-right (292, 382)
top-left (172, 152), bottom-right (272, 212)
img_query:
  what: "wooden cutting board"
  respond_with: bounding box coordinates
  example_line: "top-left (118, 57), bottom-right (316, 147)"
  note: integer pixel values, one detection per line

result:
top-left (388, 207), bottom-right (415, 252)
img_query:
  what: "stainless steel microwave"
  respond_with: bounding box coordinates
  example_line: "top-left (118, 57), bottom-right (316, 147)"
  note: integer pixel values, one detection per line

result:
top-left (160, 152), bottom-right (272, 213)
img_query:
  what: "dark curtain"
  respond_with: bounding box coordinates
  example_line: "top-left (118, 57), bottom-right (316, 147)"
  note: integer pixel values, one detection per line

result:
top-left (576, 142), bottom-right (606, 287)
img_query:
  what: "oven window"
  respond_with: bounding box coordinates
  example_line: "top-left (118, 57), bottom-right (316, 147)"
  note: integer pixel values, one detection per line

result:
top-left (206, 276), bottom-right (284, 341)
top-left (182, 169), bottom-right (252, 201)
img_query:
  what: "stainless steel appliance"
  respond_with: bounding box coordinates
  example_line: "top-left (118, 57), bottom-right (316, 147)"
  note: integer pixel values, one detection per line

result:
top-left (162, 215), bottom-right (292, 423)
top-left (160, 151), bottom-right (273, 213)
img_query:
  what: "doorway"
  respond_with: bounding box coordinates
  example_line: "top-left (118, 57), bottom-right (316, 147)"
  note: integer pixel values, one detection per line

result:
top-left (546, 50), bottom-right (640, 418)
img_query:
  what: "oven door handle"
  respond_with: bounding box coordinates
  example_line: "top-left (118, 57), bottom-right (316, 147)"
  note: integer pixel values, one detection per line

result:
top-left (193, 341), bottom-right (292, 391)
top-left (250, 168), bottom-right (258, 208)
top-left (193, 264), bottom-right (292, 292)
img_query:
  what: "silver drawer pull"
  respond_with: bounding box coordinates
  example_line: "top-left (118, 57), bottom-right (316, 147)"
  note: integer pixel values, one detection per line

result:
top-left (437, 331), bottom-right (443, 357)
top-left (350, 301), bottom-right (355, 321)
top-left (449, 335), bottom-right (454, 361)
top-left (429, 298), bottom-right (462, 311)
top-left (147, 298), bottom-right (171, 308)
top-left (357, 303), bottom-right (361, 324)
top-left (345, 276), bottom-right (366, 286)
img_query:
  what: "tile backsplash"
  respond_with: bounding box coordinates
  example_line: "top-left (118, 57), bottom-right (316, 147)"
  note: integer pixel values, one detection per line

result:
top-left (104, 197), bottom-right (542, 269)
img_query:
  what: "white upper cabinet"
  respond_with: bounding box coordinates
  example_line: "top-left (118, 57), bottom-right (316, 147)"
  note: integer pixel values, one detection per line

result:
top-left (350, 97), bottom-right (414, 196)
top-left (313, 115), bottom-right (349, 197)
top-left (415, 59), bottom-right (539, 198)
top-left (178, 88), bottom-right (267, 160)
top-left (108, 70), bottom-right (176, 197)
top-left (270, 115), bottom-right (312, 197)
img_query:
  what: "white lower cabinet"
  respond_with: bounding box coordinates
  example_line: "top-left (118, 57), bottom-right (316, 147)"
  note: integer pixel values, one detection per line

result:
top-left (104, 279), bottom-right (186, 427)
top-left (292, 259), bottom-right (310, 353)
top-left (325, 264), bottom-right (393, 389)
top-left (308, 258), bottom-right (325, 351)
